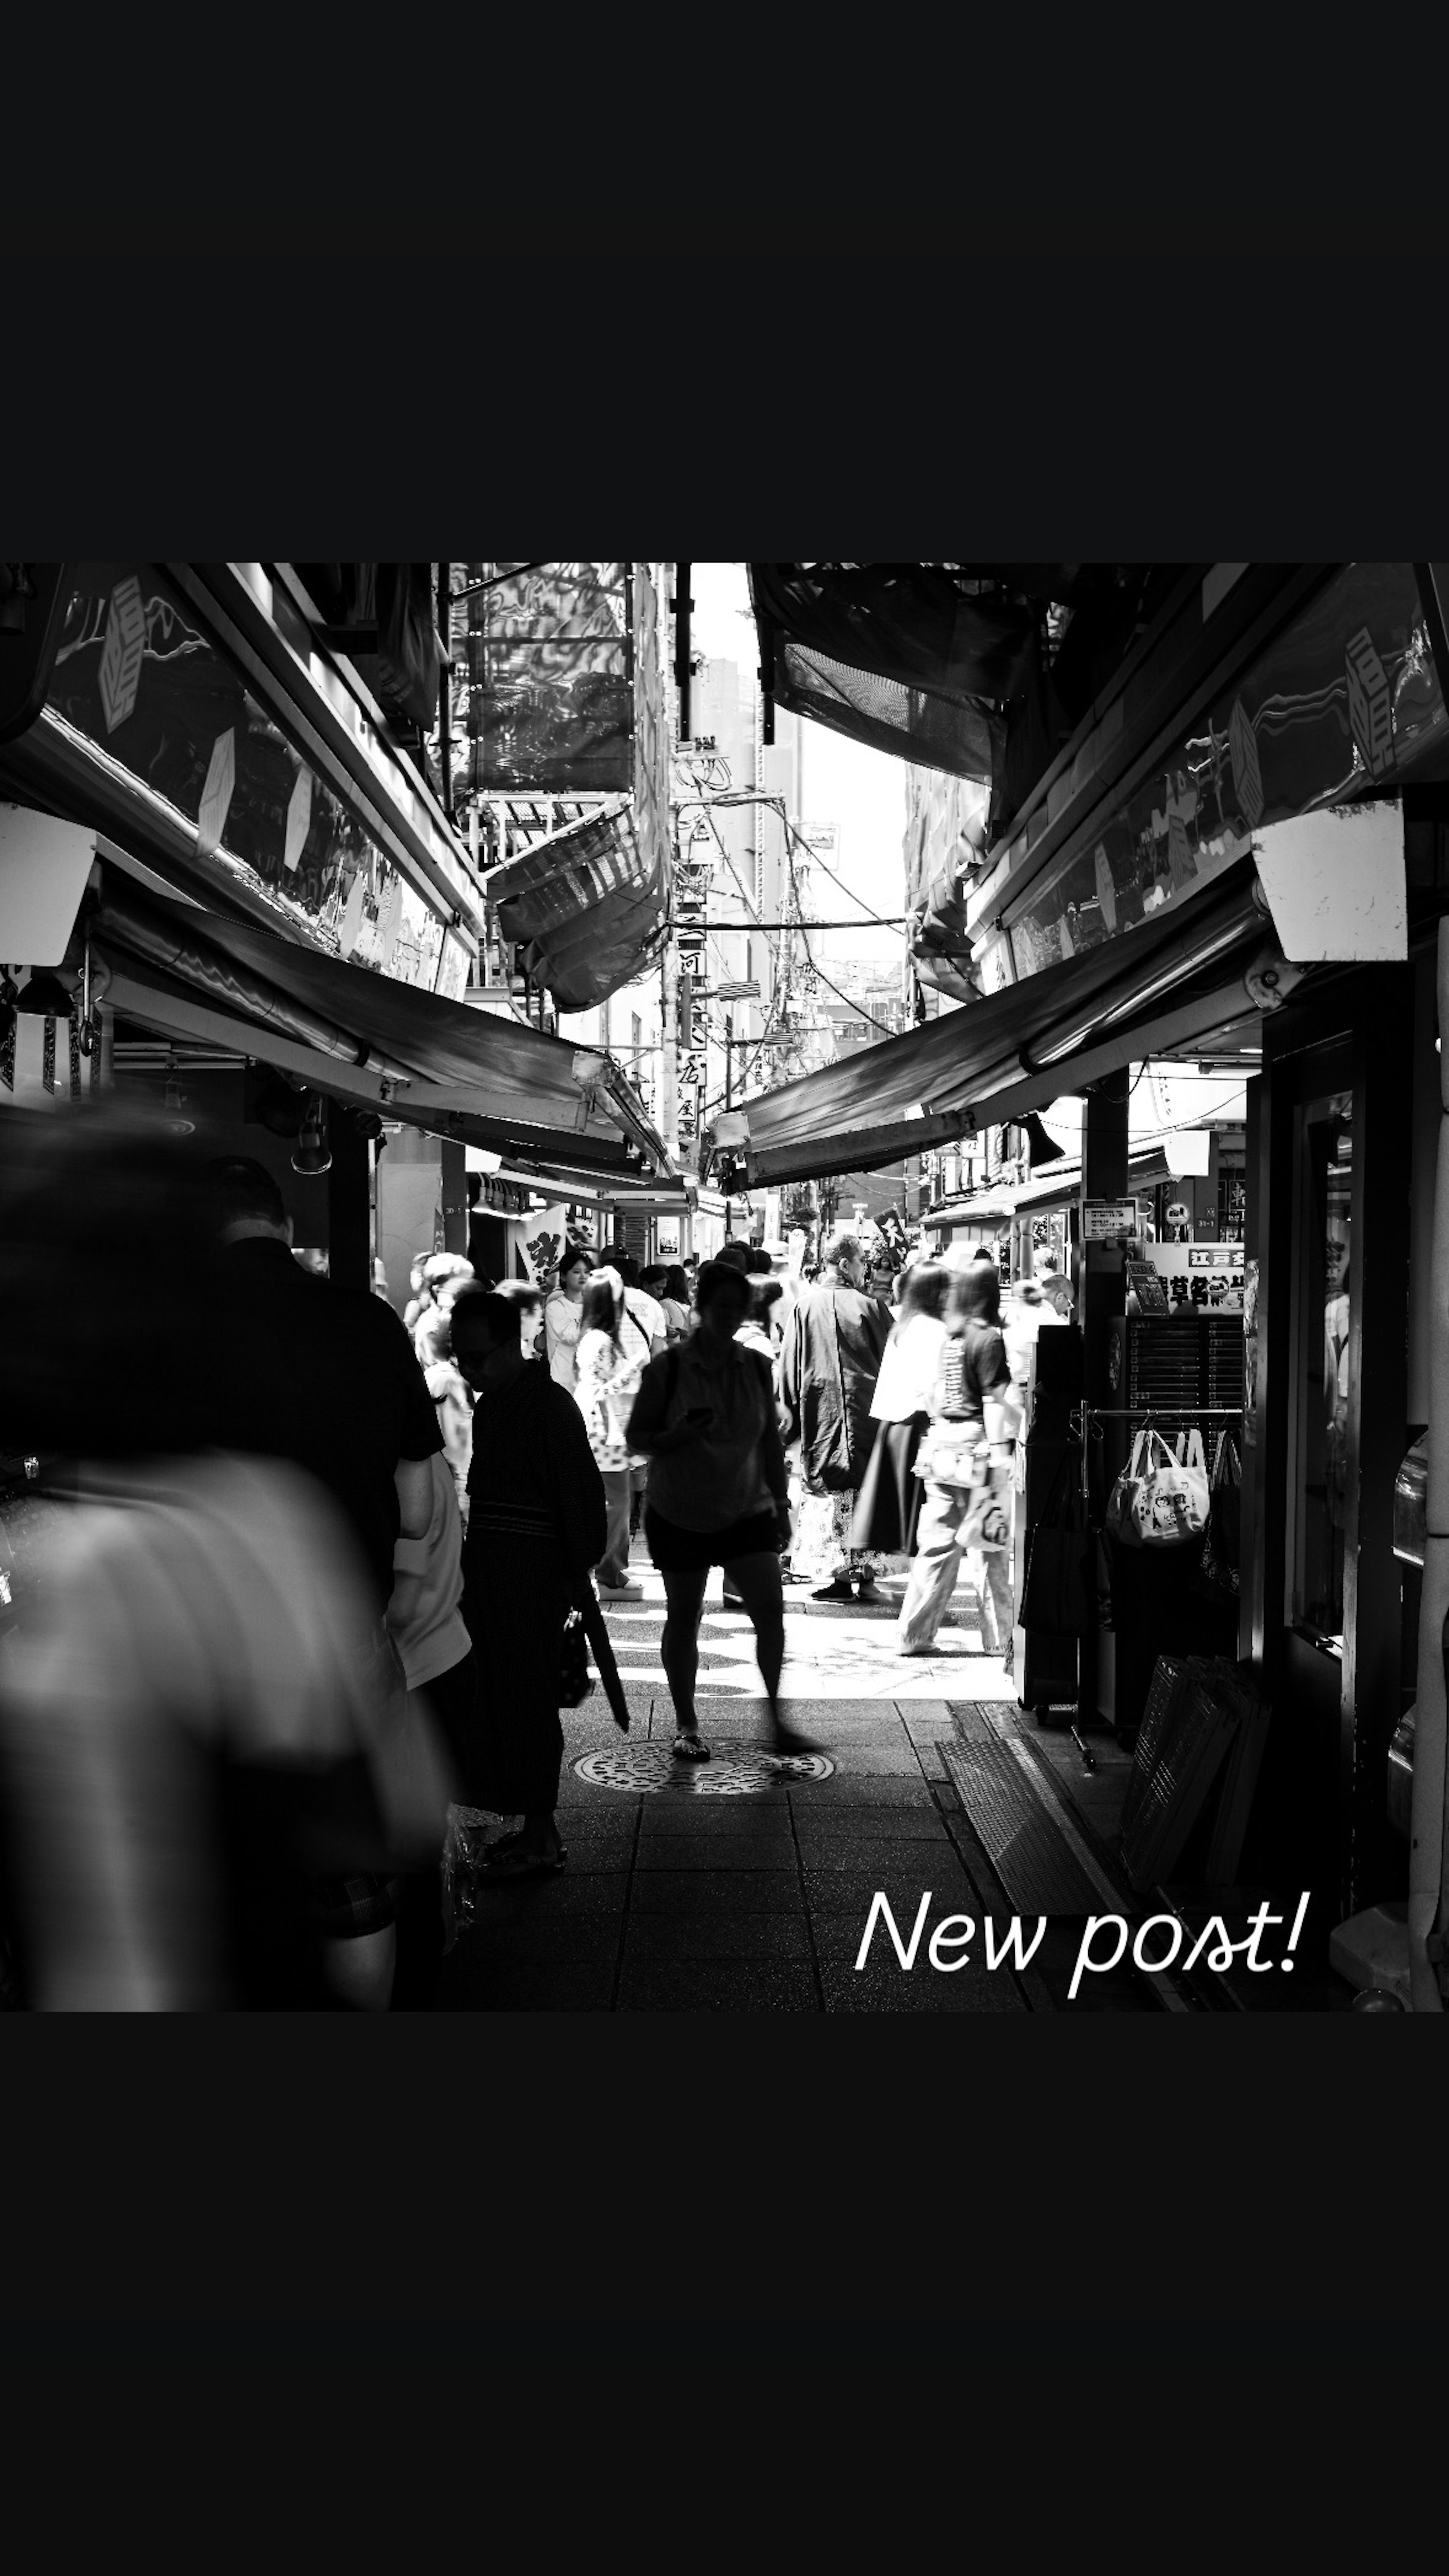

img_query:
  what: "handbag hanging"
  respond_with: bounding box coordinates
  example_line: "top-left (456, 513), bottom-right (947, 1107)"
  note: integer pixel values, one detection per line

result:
top-left (1106, 1424), bottom-right (1211, 1550)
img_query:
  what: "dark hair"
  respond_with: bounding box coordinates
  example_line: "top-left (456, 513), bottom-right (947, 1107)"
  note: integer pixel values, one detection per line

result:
top-left (751, 1278), bottom-right (783, 1315)
top-left (205, 1154), bottom-right (288, 1237)
top-left (640, 1265), bottom-right (668, 1293)
top-left (695, 1260), bottom-right (752, 1315)
top-left (891, 1260), bottom-right (949, 1338)
top-left (663, 1265), bottom-right (690, 1303)
top-left (948, 1263), bottom-right (1001, 1328)
top-left (611, 1252), bottom-right (640, 1288)
top-left (557, 1243), bottom-right (593, 1284)
top-left (579, 1276), bottom-right (621, 1341)
top-left (972, 1245), bottom-right (995, 1262)
top-left (717, 1241), bottom-right (751, 1272)
top-left (743, 1247), bottom-right (772, 1275)
top-left (826, 1235), bottom-right (866, 1271)
top-left (447, 1287), bottom-right (524, 1352)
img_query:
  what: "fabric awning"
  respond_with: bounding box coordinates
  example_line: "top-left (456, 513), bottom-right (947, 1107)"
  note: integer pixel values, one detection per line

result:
top-left (89, 872), bottom-right (672, 1178)
top-left (705, 863), bottom-right (1277, 1188)
top-left (488, 799), bottom-right (669, 1010)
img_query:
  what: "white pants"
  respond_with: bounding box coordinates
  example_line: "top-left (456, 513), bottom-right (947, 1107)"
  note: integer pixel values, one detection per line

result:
top-left (897, 1478), bottom-right (1014, 1652)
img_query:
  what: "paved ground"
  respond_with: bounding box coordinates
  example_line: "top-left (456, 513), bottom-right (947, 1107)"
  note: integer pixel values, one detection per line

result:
top-left (437, 1542), bottom-right (1166, 2012)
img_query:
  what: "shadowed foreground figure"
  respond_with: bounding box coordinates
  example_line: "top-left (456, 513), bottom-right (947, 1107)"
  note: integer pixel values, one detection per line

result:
top-left (0, 1111), bottom-right (448, 2010)
top-left (449, 1289), bottom-right (606, 1879)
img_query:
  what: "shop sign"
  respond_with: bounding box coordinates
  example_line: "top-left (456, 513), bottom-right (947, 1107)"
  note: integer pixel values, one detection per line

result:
top-left (1004, 561), bottom-right (1449, 985)
top-left (1081, 1199), bottom-right (1139, 1241)
top-left (45, 566), bottom-right (454, 993)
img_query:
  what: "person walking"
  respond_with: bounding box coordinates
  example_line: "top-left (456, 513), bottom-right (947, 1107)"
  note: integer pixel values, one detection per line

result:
top-left (573, 1275), bottom-right (652, 1601)
top-left (386, 1448), bottom-right (477, 2000)
top-left (543, 1243), bottom-right (593, 1390)
top-left (627, 1261), bottom-right (823, 1761)
top-left (849, 1260), bottom-right (950, 1562)
top-left (0, 1117), bottom-right (450, 2012)
top-left (448, 1289), bottom-right (607, 1878)
top-left (778, 1233), bottom-right (894, 1602)
top-left (202, 1157), bottom-right (453, 2009)
top-left (657, 1264), bottom-right (694, 1344)
top-left (895, 1262), bottom-right (1021, 1657)
top-left (415, 1309), bottom-right (474, 1520)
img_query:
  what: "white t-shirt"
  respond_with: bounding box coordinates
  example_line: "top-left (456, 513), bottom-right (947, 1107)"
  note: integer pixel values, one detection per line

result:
top-left (871, 1313), bottom-right (948, 1421)
top-left (623, 1287), bottom-right (666, 1347)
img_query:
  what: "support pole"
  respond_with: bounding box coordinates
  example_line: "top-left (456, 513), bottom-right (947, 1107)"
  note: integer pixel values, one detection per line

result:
top-left (1408, 917), bottom-right (1449, 2009)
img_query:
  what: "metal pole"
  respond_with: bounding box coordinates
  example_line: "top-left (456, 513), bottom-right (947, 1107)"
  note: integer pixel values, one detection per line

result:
top-left (724, 1011), bottom-right (733, 1113)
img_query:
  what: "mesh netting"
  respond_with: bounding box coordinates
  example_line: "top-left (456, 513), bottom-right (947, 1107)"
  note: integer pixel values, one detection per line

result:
top-left (777, 639), bottom-right (1000, 781)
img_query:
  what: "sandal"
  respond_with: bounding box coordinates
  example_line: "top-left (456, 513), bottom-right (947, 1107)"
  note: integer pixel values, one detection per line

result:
top-left (673, 1730), bottom-right (711, 1761)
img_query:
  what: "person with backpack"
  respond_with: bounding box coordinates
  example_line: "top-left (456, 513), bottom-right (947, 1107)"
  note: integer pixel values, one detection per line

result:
top-left (626, 1261), bottom-right (823, 1762)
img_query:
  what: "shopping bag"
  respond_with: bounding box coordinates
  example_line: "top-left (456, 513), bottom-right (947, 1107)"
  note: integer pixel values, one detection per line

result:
top-left (960, 1449), bottom-right (1013, 1553)
top-left (914, 1422), bottom-right (986, 1489)
top-left (1106, 1427), bottom-right (1210, 1550)
top-left (1196, 1433), bottom-right (1241, 1599)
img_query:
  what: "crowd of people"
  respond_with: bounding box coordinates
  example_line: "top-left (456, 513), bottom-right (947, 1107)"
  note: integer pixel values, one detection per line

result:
top-left (0, 1102), bottom-right (1074, 2010)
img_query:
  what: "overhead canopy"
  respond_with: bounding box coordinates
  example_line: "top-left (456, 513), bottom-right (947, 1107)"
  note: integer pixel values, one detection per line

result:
top-left (749, 563), bottom-right (1018, 784)
top-left (88, 872), bottom-right (672, 1183)
top-left (706, 863), bottom-right (1278, 1189)
top-left (488, 798), bottom-right (668, 1010)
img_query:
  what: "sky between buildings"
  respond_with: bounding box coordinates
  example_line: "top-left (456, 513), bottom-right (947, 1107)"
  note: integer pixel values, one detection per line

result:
top-left (688, 564), bottom-right (910, 979)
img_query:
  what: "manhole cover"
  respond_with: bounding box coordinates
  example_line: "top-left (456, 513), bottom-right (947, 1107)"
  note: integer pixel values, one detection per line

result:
top-left (574, 1743), bottom-right (834, 1796)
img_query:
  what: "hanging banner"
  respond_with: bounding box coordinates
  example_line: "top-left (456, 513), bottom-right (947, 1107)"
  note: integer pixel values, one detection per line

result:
top-left (464, 562), bottom-right (632, 792)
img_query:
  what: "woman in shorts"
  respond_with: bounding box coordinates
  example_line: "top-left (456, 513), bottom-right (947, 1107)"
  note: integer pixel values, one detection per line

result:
top-left (626, 1261), bottom-right (823, 1762)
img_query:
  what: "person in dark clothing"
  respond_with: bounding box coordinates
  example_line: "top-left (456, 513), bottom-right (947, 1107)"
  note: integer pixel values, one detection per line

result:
top-left (0, 1113), bottom-right (446, 2012)
top-left (449, 1289), bottom-right (607, 1879)
top-left (204, 1156), bottom-right (449, 2008)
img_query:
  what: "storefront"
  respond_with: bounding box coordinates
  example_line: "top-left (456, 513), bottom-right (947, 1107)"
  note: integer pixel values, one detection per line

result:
top-left (725, 562), bottom-right (1449, 1990)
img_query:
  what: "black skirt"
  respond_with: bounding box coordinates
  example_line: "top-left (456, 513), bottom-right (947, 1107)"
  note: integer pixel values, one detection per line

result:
top-left (461, 1532), bottom-right (569, 1816)
top-left (644, 1504), bottom-right (781, 1573)
top-left (850, 1413), bottom-right (928, 1556)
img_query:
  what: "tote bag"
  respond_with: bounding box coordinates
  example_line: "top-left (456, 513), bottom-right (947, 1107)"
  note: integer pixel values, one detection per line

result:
top-left (1106, 1426), bottom-right (1210, 1550)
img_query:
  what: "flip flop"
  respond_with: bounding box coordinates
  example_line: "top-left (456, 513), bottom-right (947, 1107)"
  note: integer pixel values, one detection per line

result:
top-left (673, 1731), bottom-right (711, 1761)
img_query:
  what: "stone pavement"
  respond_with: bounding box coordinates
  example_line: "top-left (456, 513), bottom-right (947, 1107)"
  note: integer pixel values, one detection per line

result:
top-left (438, 1542), bottom-right (1063, 2013)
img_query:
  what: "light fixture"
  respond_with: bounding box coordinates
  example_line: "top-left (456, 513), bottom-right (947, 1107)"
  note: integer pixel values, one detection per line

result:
top-left (291, 1092), bottom-right (332, 1176)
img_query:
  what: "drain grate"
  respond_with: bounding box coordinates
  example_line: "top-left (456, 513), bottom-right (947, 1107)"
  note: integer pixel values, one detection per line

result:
top-left (941, 1738), bottom-right (1101, 1914)
top-left (574, 1743), bottom-right (834, 1796)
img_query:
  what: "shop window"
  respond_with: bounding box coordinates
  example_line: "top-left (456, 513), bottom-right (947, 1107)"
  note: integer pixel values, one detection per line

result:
top-left (1289, 1086), bottom-right (1354, 1654)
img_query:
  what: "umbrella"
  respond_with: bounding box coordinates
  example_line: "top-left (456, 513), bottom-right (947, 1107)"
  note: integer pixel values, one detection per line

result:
top-left (577, 1582), bottom-right (631, 1733)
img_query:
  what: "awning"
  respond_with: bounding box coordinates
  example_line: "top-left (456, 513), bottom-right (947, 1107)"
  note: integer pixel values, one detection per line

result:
top-left (87, 872), bottom-right (673, 1182)
top-left (705, 862), bottom-right (1279, 1188)
top-left (935, 1146), bottom-right (1179, 1228)
top-left (488, 797), bottom-right (669, 1010)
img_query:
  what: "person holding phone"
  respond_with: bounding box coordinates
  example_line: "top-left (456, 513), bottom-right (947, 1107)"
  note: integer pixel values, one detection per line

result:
top-left (626, 1262), bottom-right (823, 1762)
